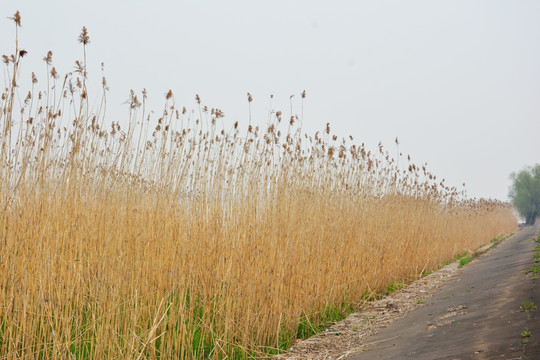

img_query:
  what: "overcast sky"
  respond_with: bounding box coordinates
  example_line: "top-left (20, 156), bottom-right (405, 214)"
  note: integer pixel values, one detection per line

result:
top-left (2, 0), bottom-right (539, 200)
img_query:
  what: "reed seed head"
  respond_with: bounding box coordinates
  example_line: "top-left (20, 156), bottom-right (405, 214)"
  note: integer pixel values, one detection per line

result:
top-left (78, 26), bottom-right (90, 45)
top-left (9, 11), bottom-right (21, 27)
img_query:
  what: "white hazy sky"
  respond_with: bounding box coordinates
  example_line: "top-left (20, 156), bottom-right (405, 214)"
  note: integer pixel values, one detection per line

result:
top-left (2, 0), bottom-right (539, 201)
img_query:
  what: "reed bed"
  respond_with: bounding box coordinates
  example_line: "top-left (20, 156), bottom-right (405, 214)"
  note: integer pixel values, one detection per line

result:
top-left (0, 12), bottom-right (517, 359)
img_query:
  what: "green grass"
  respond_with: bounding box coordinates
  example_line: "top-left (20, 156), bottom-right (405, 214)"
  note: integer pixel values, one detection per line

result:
top-left (386, 281), bottom-right (405, 294)
top-left (522, 266), bottom-right (539, 281)
top-left (520, 300), bottom-right (537, 311)
top-left (458, 256), bottom-right (472, 268)
top-left (275, 301), bottom-right (355, 355)
top-left (523, 266), bottom-right (539, 275)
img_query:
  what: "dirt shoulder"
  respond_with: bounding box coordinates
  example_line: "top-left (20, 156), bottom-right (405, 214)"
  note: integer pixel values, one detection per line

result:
top-left (277, 226), bottom-right (540, 360)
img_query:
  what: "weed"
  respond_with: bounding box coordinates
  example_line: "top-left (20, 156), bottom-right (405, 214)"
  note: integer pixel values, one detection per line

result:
top-left (458, 256), bottom-right (472, 268)
top-left (523, 266), bottom-right (539, 277)
top-left (520, 301), bottom-right (537, 311)
top-left (386, 282), bottom-right (405, 294)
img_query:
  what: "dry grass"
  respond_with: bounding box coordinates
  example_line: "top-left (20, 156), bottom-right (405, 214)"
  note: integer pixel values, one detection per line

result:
top-left (0, 12), bottom-right (517, 359)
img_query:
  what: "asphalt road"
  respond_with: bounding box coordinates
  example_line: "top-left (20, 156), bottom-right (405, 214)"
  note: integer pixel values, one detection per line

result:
top-left (348, 225), bottom-right (540, 360)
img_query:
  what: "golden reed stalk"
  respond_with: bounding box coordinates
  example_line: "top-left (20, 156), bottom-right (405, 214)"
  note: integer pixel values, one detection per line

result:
top-left (0, 12), bottom-right (516, 359)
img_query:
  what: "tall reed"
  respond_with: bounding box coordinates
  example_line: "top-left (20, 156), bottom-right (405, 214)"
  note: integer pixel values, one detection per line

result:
top-left (0, 12), bottom-right (516, 359)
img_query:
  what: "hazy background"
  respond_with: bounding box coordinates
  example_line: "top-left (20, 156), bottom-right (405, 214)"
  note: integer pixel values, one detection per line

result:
top-left (2, 0), bottom-right (539, 201)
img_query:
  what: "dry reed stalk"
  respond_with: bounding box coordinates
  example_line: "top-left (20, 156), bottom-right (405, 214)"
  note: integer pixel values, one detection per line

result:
top-left (0, 11), bottom-right (517, 359)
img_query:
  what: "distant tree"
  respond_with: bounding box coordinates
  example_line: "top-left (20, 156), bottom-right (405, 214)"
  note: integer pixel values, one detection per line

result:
top-left (509, 164), bottom-right (540, 225)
